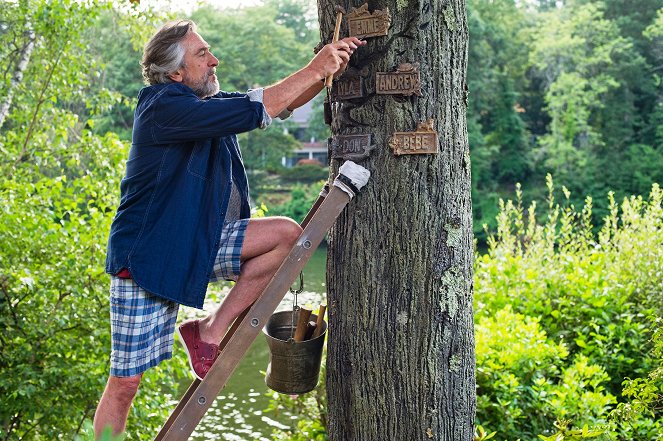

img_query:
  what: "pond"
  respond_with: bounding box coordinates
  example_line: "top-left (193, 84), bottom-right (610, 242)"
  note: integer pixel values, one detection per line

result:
top-left (179, 246), bottom-right (328, 440)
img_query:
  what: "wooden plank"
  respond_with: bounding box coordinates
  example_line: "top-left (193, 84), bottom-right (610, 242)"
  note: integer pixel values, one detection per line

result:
top-left (156, 186), bottom-right (351, 441)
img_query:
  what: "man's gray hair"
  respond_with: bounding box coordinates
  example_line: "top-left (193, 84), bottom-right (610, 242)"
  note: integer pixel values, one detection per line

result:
top-left (141, 20), bottom-right (196, 85)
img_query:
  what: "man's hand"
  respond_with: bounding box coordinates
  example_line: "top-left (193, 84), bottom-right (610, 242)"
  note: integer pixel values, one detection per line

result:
top-left (262, 37), bottom-right (365, 117)
top-left (307, 37), bottom-right (366, 81)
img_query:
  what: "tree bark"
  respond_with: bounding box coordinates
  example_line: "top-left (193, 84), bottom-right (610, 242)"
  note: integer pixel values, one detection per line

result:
top-left (0, 25), bottom-right (35, 131)
top-left (318, 1), bottom-right (475, 440)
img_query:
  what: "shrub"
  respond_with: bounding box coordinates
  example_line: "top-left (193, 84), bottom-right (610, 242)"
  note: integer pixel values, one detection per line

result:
top-left (279, 164), bottom-right (329, 183)
top-left (476, 307), bottom-right (615, 439)
top-left (265, 182), bottom-right (325, 224)
top-left (475, 177), bottom-right (662, 395)
top-left (0, 132), bottom-right (188, 439)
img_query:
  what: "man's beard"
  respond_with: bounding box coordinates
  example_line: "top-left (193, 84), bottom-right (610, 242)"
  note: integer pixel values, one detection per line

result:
top-left (186, 70), bottom-right (219, 98)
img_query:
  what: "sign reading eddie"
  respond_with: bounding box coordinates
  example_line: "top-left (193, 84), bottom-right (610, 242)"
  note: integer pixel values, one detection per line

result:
top-left (347, 3), bottom-right (391, 39)
top-left (376, 63), bottom-right (422, 96)
top-left (389, 120), bottom-right (439, 156)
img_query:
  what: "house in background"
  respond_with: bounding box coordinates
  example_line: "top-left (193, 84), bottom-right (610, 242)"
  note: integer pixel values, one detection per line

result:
top-left (281, 99), bottom-right (328, 167)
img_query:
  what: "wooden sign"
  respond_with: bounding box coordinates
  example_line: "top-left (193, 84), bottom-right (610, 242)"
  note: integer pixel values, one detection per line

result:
top-left (330, 134), bottom-right (375, 161)
top-left (376, 63), bottom-right (422, 97)
top-left (333, 76), bottom-right (364, 100)
top-left (389, 120), bottom-right (439, 156)
top-left (347, 3), bottom-right (391, 39)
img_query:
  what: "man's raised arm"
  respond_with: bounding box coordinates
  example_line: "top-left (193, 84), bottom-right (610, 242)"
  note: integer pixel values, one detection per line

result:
top-left (262, 37), bottom-right (365, 117)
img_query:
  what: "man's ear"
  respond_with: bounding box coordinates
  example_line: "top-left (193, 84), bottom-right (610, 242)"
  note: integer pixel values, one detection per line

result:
top-left (168, 69), bottom-right (183, 83)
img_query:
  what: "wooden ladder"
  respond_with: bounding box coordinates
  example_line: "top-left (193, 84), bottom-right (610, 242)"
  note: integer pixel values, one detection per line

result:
top-left (154, 175), bottom-right (361, 440)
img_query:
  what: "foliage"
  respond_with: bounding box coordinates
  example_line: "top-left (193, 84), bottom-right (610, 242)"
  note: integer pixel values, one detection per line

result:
top-left (476, 178), bottom-right (662, 395)
top-left (75, 421), bottom-right (125, 441)
top-left (529, 2), bottom-right (633, 191)
top-left (302, 95), bottom-right (331, 143)
top-left (240, 125), bottom-right (302, 196)
top-left (467, 0), bottom-right (663, 242)
top-left (279, 164), bottom-right (329, 183)
top-left (609, 315), bottom-right (663, 440)
top-left (265, 181), bottom-right (325, 224)
top-left (0, 1), bottom-right (187, 439)
top-left (476, 307), bottom-right (615, 439)
top-left (474, 425), bottom-right (497, 441)
top-left (537, 420), bottom-right (605, 441)
top-left (475, 178), bottom-right (662, 440)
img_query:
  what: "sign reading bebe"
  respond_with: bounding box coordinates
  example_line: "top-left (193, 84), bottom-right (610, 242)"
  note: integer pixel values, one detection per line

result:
top-left (389, 120), bottom-right (439, 156)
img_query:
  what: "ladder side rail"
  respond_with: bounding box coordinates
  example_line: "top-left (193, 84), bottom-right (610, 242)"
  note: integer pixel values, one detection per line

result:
top-left (155, 188), bottom-right (329, 439)
top-left (158, 187), bottom-right (350, 441)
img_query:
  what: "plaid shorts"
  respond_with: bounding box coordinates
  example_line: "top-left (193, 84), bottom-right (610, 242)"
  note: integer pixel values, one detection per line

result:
top-left (209, 219), bottom-right (249, 283)
top-left (109, 219), bottom-right (250, 377)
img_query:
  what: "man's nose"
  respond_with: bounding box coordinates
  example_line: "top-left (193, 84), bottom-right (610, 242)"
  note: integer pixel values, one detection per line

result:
top-left (209, 53), bottom-right (219, 67)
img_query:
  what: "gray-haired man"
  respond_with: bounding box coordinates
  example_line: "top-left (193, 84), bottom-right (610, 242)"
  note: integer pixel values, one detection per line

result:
top-left (93, 19), bottom-right (364, 437)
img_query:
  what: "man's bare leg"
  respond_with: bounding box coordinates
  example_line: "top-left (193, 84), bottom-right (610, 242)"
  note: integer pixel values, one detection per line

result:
top-left (198, 217), bottom-right (302, 343)
top-left (93, 374), bottom-right (142, 438)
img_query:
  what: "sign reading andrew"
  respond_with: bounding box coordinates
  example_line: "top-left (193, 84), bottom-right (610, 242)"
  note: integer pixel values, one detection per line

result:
top-left (376, 63), bottom-right (422, 97)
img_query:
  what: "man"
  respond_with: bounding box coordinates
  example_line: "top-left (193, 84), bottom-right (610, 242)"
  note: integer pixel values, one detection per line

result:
top-left (93, 19), bottom-right (364, 437)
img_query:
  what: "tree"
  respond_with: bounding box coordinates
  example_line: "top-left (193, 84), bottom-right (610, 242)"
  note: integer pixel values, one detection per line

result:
top-left (317, 1), bottom-right (475, 440)
top-left (0, 2), bottom-right (187, 439)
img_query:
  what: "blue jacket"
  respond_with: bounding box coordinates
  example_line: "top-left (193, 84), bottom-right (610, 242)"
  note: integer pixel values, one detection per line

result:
top-left (105, 82), bottom-right (265, 308)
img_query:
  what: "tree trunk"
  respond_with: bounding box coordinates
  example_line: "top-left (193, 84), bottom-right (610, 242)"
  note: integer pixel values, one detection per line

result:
top-left (317, 1), bottom-right (475, 440)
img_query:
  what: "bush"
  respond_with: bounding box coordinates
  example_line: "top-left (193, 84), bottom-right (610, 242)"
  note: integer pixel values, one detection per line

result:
top-left (265, 182), bottom-right (325, 224)
top-left (475, 177), bottom-right (663, 439)
top-left (279, 164), bottom-right (329, 184)
top-left (476, 307), bottom-right (615, 439)
top-left (475, 177), bottom-right (662, 395)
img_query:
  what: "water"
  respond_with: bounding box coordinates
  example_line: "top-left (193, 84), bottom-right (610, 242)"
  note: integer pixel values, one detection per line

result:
top-left (179, 247), bottom-right (328, 440)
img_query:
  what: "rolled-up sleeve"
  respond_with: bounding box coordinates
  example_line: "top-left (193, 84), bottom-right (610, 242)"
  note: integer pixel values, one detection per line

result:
top-left (247, 88), bottom-right (272, 129)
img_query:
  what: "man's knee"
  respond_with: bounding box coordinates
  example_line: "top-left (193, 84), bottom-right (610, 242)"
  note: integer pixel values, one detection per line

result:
top-left (106, 374), bottom-right (142, 405)
top-left (276, 217), bottom-right (302, 245)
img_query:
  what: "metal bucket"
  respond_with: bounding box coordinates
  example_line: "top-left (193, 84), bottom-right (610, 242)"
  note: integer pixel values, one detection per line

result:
top-left (263, 310), bottom-right (327, 394)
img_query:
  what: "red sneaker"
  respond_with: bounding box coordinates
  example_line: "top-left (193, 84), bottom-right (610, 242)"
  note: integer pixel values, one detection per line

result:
top-left (176, 320), bottom-right (219, 380)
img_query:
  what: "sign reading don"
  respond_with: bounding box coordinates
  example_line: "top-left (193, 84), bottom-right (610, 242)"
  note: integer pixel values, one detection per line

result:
top-left (330, 134), bottom-right (375, 161)
top-left (389, 120), bottom-right (439, 156)
top-left (376, 63), bottom-right (422, 97)
top-left (347, 3), bottom-right (391, 39)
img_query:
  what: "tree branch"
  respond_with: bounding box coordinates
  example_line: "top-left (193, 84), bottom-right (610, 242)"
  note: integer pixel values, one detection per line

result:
top-left (15, 42), bottom-right (63, 166)
top-left (74, 404), bottom-right (93, 436)
top-left (4, 411), bottom-right (21, 441)
top-left (0, 25), bottom-right (35, 130)
top-left (0, 277), bottom-right (26, 336)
